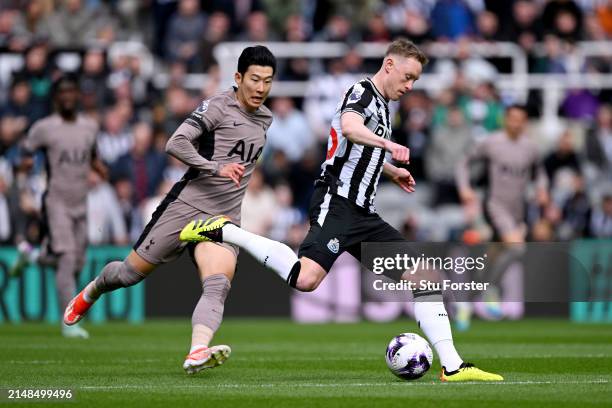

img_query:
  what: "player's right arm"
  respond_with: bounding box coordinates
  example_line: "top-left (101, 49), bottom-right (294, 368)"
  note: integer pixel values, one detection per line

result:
top-left (18, 120), bottom-right (46, 172)
top-left (456, 138), bottom-right (489, 205)
top-left (165, 99), bottom-right (244, 187)
top-left (341, 112), bottom-right (410, 163)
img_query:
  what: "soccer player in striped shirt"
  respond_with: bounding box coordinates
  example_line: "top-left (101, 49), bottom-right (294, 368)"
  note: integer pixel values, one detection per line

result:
top-left (181, 39), bottom-right (503, 382)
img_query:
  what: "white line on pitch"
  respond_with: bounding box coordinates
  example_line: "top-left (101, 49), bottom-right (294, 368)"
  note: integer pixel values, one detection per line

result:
top-left (78, 380), bottom-right (609, 390)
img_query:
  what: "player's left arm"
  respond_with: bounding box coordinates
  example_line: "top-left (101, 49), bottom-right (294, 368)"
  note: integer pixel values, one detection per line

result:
top-left (91, 151), bottom-right (108, 180)
top-left (383, 162), bottom-right (416, 193)
top-left (532, 157), bottom-right (550, 207)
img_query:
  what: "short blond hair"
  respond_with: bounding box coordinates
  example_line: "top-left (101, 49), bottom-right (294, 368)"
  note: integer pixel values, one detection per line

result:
top-left (385, 38), bottom-right (428, 66)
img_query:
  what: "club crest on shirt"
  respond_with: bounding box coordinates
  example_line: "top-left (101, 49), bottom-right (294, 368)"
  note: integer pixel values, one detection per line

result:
top-left (197, 99), bottom-right (209, 113)
top-left (327, 238), bottom-right (340, 254)
top-left (348, 84), bottom-right (365, 104)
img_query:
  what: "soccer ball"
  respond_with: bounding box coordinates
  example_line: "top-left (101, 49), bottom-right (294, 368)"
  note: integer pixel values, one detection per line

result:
top-left (385, 333), bottom-right (433, 380)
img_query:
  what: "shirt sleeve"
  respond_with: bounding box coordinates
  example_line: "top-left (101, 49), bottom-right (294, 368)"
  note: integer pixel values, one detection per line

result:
top-left (341, 83), bottom-right (374, 119)
top-left (185, 97), bottom-right (224, 132)
top-left (456, 138), bottom-right (489, 192)
top-left (22, 120), bottom-right (47, 154)
top-left (165, 120), bottom-right (219, 175)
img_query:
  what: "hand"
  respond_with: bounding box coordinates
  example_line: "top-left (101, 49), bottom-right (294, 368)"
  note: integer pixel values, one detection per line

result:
top-left (459, 188), bottom-right (477, 205)
top-left (390, 167), bottom-right (416, 193)
top-left (218, 163), bottom-right (245, 187)
top-left (383, 140), bottom-right (410, 164)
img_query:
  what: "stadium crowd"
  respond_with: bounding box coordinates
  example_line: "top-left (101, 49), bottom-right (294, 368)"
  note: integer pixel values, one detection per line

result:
top-left (0, 0), bottom-right (611, 248)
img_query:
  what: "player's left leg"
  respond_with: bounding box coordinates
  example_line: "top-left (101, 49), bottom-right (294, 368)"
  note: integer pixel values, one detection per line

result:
top-left (183, 242), bottom-right (235, 374)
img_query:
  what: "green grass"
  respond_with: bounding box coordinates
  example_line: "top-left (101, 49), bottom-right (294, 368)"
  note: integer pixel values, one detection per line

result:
top-left (0, 319), bottom-right (611, 407)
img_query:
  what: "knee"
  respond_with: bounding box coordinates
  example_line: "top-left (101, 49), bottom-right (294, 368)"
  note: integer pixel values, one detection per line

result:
top-left (295, 272), bottom-right (320, 292)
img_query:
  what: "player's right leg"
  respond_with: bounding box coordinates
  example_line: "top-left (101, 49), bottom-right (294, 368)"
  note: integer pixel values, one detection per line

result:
top-left (63, 250), bottom-right (153, 325)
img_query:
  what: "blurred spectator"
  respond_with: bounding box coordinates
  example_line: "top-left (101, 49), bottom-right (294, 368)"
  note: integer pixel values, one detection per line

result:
top-left (304, 58), bottom-right (356, 142)
top-left (362, 10), bottom-right (391, 42)
top-left (163, 155), bottom-right (187, 184)
top-left (161, 86), bottom-right (195, 135)
top-left (266, 97), bottom-right (314, 163)
top-left (1, 76), bottom-right (35, 130)
top-left (379, 0), bottom-right (411, 35)
top-left (112, 121), bottom-right (166, 205)
top-left (11, 0), bottom-right (51, 49)
top-left (596, 0), bottom-right (612, 36)
top-left (283, 13), bottom-right (309, 42)
top-left (314, 14), bottom-right (359, 43)
top-left (465, 82), bottom-right (504, 134)
top-left (97, 107), bottom-right (132, 165)
top-left (432, 38), bottom-right (499, 88)
top-left (544, 129), bottom-right (582, 182)
top-left (0, 159), bottom-right (12, 242)
top-left (165, 0), bottom-right (206, 71)
top-left (198, 11), bottom-right (231, 72)
top-left (393, 90), bottom-right (431, 180)
top-left (585, 104), bottom-right (612, 176)
top-left (0, 8), bottom-right (28, 52)
top-left (589, 189), bottom-right (612, 237)
top-left (87, 170), bottom-right (128, 245)
top-left (268, 183), bottom-right (304, 243)
top-left (425, 105), bottom-right (474, 205)
top-left (503, 0), bottom-right (543, 54)
top-left (430, 0), bottom-right (479, 41)
top-left (210, 0), bottom-right (265, 35)
top-left (38, 0), bottom-right (98, 48)
top-left (16, 41), bottom-right (53, 120)
top-left (476, 10), bottom-right (502, 41)
top-left (241, 167), bottom-right (276, 235)
top-left (140, 179), bottom-right (173, 228)
top-left (535, 34), bottom-right (570, 73)
top-left (236, 11), bottom-right (277, 42)
top-left (560, 176), bottom-right (592, 239)
top-left (560, 88), bottom-right (600, 120)
top-left (542, 0), bottom-right (584, 42)
top-left (80, 48), bottom-right (109, 109)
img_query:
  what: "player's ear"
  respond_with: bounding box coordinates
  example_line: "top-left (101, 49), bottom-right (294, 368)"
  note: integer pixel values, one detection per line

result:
top-left (384, 56), bottom-right (394, 74)
top-left (234, 71), bottom-right (243, 86)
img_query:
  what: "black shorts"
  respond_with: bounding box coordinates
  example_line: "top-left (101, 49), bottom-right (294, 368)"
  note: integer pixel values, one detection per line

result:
top-left (298, 182), bottom-right (405, 272)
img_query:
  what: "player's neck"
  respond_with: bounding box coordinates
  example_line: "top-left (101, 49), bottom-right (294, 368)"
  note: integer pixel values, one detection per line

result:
top-left (234, 88), bottom-right (257, 113)
top-left (370, 73), bottom-right (389, 101)
top-left (59, 111), bottom-right (77, 122)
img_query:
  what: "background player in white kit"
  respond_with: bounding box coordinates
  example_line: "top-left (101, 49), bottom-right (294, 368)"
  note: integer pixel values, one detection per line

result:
top-left (63, 46), bottom-right (277, 374)
top-left (181, 39), bottom-right (503, 382)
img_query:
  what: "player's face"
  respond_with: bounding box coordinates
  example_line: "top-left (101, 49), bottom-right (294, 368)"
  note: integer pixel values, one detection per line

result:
top-left (55, 83), bottom-right (79, 114)
top-left (385, 56), bottom-right (422, 101)
top-left (235, 65), bottom-right (274, 111)
top-left (504, 108), bottom-right (528, 137)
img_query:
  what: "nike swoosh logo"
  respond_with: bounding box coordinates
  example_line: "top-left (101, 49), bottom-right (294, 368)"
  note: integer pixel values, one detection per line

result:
top-left (234, 121), bottom-right (244, 127)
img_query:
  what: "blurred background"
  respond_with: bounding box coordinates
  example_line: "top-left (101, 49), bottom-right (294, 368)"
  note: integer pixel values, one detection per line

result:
top-left (0, 0), bottom-right (611, 325)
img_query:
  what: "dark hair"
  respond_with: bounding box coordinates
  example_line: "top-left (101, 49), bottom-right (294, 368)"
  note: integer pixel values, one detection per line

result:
top-left (52, 73), bottom-right (79, 97)
top-left (505, 104), bottom-right (528, 115)
top-left (237, 45), bottom-right (276, 76)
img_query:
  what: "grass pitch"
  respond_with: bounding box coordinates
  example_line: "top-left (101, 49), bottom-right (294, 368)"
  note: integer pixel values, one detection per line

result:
top-left (1, 319), bottom-right (610, 407)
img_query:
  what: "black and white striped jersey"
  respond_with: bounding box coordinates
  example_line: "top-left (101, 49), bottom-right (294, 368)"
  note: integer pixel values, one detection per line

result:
top-left (319, 77), bottom-right (391, 214)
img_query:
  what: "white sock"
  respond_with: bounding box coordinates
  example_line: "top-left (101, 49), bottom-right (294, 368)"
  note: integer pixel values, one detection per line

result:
top-left (191, 324), bottom-right (214, 350)
top-left (414, 298), bottom-right (463, 372)
top-left (223, 224), bottom-right (298, 281)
